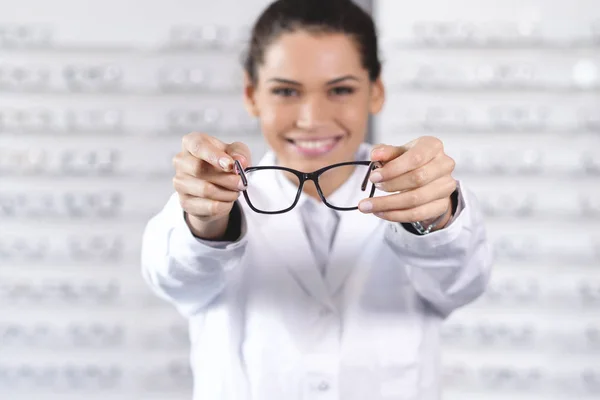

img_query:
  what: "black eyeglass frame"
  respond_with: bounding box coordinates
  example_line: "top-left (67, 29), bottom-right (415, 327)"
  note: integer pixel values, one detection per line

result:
top-left (234, 159), bottom-right (383, 214)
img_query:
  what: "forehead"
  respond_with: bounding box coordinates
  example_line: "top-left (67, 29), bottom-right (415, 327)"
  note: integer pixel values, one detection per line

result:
top-left (259, 31), bottom-right (365, 81)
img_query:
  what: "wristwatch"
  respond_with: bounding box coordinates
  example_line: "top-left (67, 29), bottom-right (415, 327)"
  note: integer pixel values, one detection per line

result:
top-left (410, 212), bottom-right (448, 235)
top-left (409, 188), bottom-right (459, 235)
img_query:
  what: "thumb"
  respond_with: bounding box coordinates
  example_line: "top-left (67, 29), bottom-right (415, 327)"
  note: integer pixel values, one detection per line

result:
top-left (225, 141), bottom-right (252, 169)
top-left (370, 143), bottom-right (410, 163)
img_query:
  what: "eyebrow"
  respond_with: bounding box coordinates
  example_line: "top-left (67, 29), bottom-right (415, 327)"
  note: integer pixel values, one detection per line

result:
top-left (267, 75), bottom-right (360, 86)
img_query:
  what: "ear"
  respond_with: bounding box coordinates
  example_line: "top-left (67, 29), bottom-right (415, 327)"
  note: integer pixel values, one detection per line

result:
top-left (368, 77), bottom-right (385, 115)
top-left (243, 72), bottom-right (259, 118)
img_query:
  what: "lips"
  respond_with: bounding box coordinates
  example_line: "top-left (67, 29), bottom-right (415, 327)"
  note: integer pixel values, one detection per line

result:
top-left (285, 136), bottom-right (343, 156)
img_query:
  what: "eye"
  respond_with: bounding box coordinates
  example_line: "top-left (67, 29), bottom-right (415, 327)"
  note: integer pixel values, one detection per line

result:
top-left (271, 87), bottom-right (299, 97)
top-left (330, 86), bottom-right (355, 96)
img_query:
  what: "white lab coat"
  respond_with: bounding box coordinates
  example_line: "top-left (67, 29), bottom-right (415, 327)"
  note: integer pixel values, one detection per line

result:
top-left (141, 143), bottom-right (493, 400)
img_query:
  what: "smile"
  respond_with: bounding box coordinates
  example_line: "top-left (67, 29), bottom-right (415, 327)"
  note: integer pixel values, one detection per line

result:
top-left (285, 136), bottom-right (344, 156)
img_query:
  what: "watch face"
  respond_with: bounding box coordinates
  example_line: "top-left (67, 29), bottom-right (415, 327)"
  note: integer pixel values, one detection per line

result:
top-left (411, 221), bottom-right (430, 235)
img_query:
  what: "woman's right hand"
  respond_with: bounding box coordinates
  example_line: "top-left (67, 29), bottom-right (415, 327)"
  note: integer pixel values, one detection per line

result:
top-left (172, 132), bottom-right (251, 240)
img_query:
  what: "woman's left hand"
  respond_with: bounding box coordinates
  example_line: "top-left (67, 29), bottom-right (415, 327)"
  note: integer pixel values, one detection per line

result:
top-left (358, 136), bottom-right (457, 231)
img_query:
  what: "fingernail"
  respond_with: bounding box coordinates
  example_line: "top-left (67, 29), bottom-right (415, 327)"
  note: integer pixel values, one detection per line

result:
top-left (374, 183), bottom-right (383, 189)
top-left (359, 201), bottom-right (373, 212)
top-left (231, 153), bottom-right (247, 165)
top-left (371, 146), bottom-right (384, 158)
top-left (370, 172), bottom-right (382, 183)
top-left (237, 179), bottom-right (246, 191)
top-left (219, 157), bottom-right (232, 171)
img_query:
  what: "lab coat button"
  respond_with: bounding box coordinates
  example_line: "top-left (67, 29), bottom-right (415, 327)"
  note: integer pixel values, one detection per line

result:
top-left (317, 381), bottom-right (330, 391)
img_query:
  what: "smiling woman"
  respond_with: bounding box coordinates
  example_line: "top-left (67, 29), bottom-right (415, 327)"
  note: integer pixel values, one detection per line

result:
top-left (141, 1), bottom-right (492, 399)
top-left (241, 0), bottom-right (385, 191)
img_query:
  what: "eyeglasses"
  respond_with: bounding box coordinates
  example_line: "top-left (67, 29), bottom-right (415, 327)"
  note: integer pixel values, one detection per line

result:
top-left (234, 160), bottom-right (382, 214)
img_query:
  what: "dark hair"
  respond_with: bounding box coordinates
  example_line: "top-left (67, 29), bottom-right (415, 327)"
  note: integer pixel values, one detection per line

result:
top-left (243, 0), bottom-right (381, 85)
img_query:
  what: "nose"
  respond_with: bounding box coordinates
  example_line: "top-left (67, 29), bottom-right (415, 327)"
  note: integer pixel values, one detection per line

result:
top-left (296, 95), bottom-right (331, 131)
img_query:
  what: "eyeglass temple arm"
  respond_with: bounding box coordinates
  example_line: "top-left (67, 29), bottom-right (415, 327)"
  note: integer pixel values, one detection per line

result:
top-left (361, 161), bottom-right (383, 191)
top-left (234, 159), bottom-right (248, 187)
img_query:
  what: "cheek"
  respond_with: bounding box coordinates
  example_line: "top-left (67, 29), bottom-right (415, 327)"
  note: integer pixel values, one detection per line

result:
top-left (339, 104), bottom-right (369, 138)
top-left (257, 107), bottom-right (283, 145)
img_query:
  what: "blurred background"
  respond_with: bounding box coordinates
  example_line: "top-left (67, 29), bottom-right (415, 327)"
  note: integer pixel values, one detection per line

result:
top-left (0, 0), bottom-right (599, 399)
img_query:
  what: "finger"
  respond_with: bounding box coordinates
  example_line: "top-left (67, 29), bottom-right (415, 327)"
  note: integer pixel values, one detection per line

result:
top-left (182, 133), bottom-right (235, 172)
top-left (225, 141), bottom-right (252, 169)
top-left (173, 175), bottom-right (241, 202)
top-left (359, 176), bottom-right (455, 214)
top-left (370, 137), bottom-right (443, 183)
top-left (202, 169), bottom-right (247, 191)
top-left (370, 143), bottom-right (411, 163)
top-left (374, 155), bottom-right (455, 192)
top-left (173, 151), bottom-right (210, 178)
top-left (179, 194), bottom-right (235, 219)
top-left (371, 197), bottom-right (451, 223)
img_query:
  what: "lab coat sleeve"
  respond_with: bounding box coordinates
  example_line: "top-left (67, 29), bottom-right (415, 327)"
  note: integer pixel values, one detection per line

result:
top-left (383, 181), bottom-right (493, 318)
top-left (141, 192), bottom-right (248, 317)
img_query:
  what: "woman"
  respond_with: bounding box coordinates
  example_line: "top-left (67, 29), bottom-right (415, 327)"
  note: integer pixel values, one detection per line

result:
top-left (141, 0), bottom-right (492, 399)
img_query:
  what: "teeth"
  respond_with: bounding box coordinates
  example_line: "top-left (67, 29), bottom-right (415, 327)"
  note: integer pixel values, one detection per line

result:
top-left (294, 138), bottom-right (335, 149)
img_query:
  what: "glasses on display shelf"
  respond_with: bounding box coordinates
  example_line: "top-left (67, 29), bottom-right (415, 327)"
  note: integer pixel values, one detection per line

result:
top-left (0, 280), bottom-right (121, 305)
top-left (578, 281), bottom-right (600, 307)
top-left (65, 109), bottom-right (123, 132)
top-left (478, 193), bottom-right (537, 217)
top-left (474, 64), bottom-right (538, 88)
top-left (446, 364), bottom-right (600, 396)
top-left (66, 235), bottom-right (123, 261)
top-left (579, 109), bottom-right (600, 131)
top-left (63, 64), bottom-right (122, 92)
top-left (399, 63), bottom-right (600, 91)
top-left (411, 20), bottom-right (543, 47)
top-left (443, 322), bottom-right (537, 348)
top-left (572, 59), bottom-right (599, 89)
top-left (488, 105), bottom-right (550, 130)
top-left (61, 149), bottom-right (120, 175)
top-left (556, 368), bottom-right (600, 396)
top-left (580, 152), bottom-right (600, 175)
top-left (443, 364), bottom-right (547, 392)
top-left (142, 323), bottom-right (189, 350)
top-left (0, 24), bottom-right (53, 48)
top-left (444, 321), bottom-right (600, 353)
top-left (141, 360), bottom-right (193, 392)
top-left (0, 108), bottom-right (54, 132)
top-left (0, 109), bottom-right (124, 133)
top-left (158, 66), bottom-right (208, 92)
top-left (482, 277), bottom-right (542, 305)
top-left (166, 108), bottom-right (220, 131)
top-left (234, 159), bottom-right (382, 214)
top-left (0, 65), bottom-right (50, 90)
top-left (167, 25), bottom-right (243, 50)
top-left (0, 149), bottom-right (120, 176)
top-left (580, 194), bottom-right (600, 217)
top-left (165, 108), bottom-right (260, 134)
top-left (0, 235), bottom-right (123, 263)
top-left (0, 364), bottom-right (122, 390)
top-left (478, 366), bottom-right (545, 391)
top-left (0, 323), bottom-right (125, 349)
top-left (0, 192), bottom-right (122, 218)
top-left (491, 236), bottom-right (543, 261)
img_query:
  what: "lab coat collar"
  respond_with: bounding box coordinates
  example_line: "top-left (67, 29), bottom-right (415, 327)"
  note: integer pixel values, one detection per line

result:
top-left (245, 143), bottom-right (383, 308)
